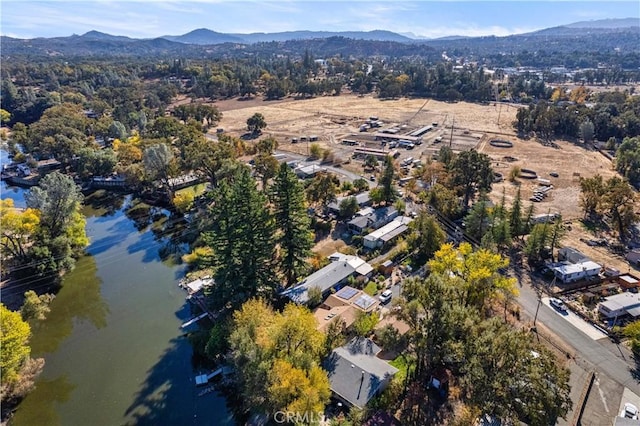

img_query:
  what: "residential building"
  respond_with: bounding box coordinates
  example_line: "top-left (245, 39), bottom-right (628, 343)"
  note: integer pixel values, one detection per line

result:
top-left (558, 247), bottom-right (591, 264)
top-left (313, 286), bottom-right (379, 332)
top-left (281, 253), bottom-right (373, 304)
top-left (348, 206), bottom-right (398, 234)
top-left (551, 260), bottom-right (601, 283)
top-left (324, 337), bottom-right (399, 408)
top-left (363, 216), bottom-right (413, 249)
top-left (327, 192), bottom-right (371, 214)
top-left (598, 291), bottom-right (640, 319)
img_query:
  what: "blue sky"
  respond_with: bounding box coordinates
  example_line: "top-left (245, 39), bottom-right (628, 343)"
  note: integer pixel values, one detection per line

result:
top-left (1, 1), bottom-right (638, 39)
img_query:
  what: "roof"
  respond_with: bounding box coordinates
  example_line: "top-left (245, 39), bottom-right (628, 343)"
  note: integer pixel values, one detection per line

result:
top-left (325, 337), bottom-right (398, 408)
top-left (620, 275), bottom-right (640, 285)
top-left (328, 192), bottom-right (371, 211)
top-left (627, 251), bottom-right (640, 264)
top-left (282, 256), bottom-right (372, 304)
top-left (183, 277), bottom-right (213, 294)
top-left (558, 247), bottom-right (590, 263)
top-left (364, 216), bottom-right (413, 242)
top-left (379, 224), bottom-right (409, 243)
top-left (600, 292), bottom-right (640, 315)
top-left (349, 215), bottom-right (371, 229)
top-left (552, 261), bottom-right (601, 276)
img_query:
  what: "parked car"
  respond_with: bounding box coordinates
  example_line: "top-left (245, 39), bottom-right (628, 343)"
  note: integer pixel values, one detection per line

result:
top-left (550, 298), bottom-right (567, 313)
top-left (379, 289), bottom-right (392, 304)
top-left (621, 403), bottom-right (639, 420)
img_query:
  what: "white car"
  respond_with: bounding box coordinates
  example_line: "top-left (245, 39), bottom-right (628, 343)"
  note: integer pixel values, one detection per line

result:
top-left (549, 298), bottom-right (567, 313)
top-left (621, 403), bottom-right (639, 420)
top-left (379, 289), bottom-right (392, 304)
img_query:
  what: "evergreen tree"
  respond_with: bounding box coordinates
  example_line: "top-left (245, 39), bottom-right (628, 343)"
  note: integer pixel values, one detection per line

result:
top-left (379, 156), bottom-right (396, 204)
top-left (204, 166), bottom-right (276, 309)
top-left (271, 163), bottom-right (314, 287)
top-left (451, 150), bottom-right (493, 207)
top-left (464, 194), bottom-right (491, 241)
top-left (509, 187), bottom-right (523, 238)
top-left (408, 212), bottom-right (446, 264)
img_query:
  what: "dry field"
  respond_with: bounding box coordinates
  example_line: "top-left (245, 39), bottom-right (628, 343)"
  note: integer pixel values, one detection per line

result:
top-left (478, 137), bottom-right (618, 220)
top-left (211, 94), bottom-right (518, 154)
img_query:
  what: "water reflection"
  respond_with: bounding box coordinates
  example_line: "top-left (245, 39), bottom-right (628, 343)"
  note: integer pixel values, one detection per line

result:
top-left (12, 375), bottom-right (75, 426)
top-left (28, 255), bottom-right (108, 355)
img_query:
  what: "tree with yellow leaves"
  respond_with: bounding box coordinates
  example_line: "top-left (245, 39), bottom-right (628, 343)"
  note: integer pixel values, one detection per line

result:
top-left (428, 242), bottom-right (518, 310)
top-left (0, 199), bottom-right (40, 265)
top-left (228, 299), bottom-right (330, 415)
top-left (0, 304), bottom-right (31, 385)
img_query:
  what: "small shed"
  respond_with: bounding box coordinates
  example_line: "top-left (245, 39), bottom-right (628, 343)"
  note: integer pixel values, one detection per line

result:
top-left (618, 275), bottom-right (640, 290)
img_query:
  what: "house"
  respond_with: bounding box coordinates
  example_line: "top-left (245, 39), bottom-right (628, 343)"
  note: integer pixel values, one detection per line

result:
top-left (281, 254), bottom-right (373, 304)
top-left (558, 247), bottom-right (591, 264)
top-left (363, 216), bottom-right (413, 249)
top-left (313, 286), bottom-right (379, 332)
top-left (294, 164), bottom-right (326, 179)
top-left (324, 337), bottom-right (399, 408)
top-left (598, 291), bottom-right (640, 319)
top-left (530, 212), bottom-right (560, 225)
top-left (348, 206), bottom-right (398, 234)
top-left (551, 260), bottom-right (601, 283)
top-left (327, 192), bottom-right (371, 214)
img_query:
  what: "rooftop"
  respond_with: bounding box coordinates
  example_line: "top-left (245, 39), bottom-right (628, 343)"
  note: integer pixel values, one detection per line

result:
top-left (282, 255), bottom-right (372, 304)
top-left (552, 260), bottom-right (602, 275)
top-left (600, 292), bottom-right (640, 316)
top-left (325, 337), bottom-right (398, 408)
top-left (364, 216), bottom-right (413, 242)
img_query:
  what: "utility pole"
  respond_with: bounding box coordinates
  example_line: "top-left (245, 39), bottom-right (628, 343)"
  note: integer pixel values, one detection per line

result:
top-left (449, 116), bottom-right (454, 148)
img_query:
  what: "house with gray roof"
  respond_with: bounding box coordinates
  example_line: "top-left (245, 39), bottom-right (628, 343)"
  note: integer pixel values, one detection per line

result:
top-left (348, 206), bottom-right (399, 234)
top-left (325, 337), bottom-right (399, 408)
top-left (281, 254), bottom-right (373, 304)
top-left (327, 192), bottom-right (372, 214)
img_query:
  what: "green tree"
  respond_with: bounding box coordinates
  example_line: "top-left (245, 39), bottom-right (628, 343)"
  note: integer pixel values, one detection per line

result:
top-left (378, 156), bottom-right (396, 204)
top-left (579, 120), bottom-right (595, 144)
top-left (339, 196), bottom-right (359, 219)
top-left (253, 153), bottom-right (279, 190)
top-left (185, 137), bottom-right (236, 187)
top-left (616, 137), bottom-right (640, 184)
top-left (604, 176), bottom-right (638, 241)
top-left (143, 143), bottom-right (174, 196)
top-left (309, 142), bottom-right (323, 160)
top-left (0, 199), bottom-right (40, 266)
top-left (306, 172), bottom-right (339, 207)
top-left (247, 112), bottom-right (267, 134)
top-left (204, 166), bottom-right (276, 310)
top-left (451, 150), bottom-right (493, 207)
top-left (352, 178), bottom-right (369, 193)
top-left (20, 291), bottom-right (55, 322)
top-left (271, 163), bottom-right (314, 287)
top-left (353, 310), bottom-right (380, 337)
top-left (464, 194), bottom-right (491, 242)
top-left (24, 172), bottom-right (81, 238)
top-left (364, 155), bottom-right (379, 170)
top-left (509, 187), bottom-right (524, 238)
top-left (408, 211), bottom-right (446, 264)
top-left (1, 304), bottom-right (31, 385)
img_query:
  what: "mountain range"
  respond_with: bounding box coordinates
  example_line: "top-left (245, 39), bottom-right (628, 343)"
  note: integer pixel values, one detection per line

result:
top-left (1, 18), bottom-right (638, 58)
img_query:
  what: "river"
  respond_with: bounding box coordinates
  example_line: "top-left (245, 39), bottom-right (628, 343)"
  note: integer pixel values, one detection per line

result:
top-left (1, 169), bottom-right (234, 425)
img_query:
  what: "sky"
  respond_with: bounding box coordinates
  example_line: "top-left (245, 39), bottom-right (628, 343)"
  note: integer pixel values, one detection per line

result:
top-left (1, 1), bottom-right (638, 39)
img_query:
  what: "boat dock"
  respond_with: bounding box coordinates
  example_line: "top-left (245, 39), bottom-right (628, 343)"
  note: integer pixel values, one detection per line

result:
top-left (180, 312), bottom-right (208, 329)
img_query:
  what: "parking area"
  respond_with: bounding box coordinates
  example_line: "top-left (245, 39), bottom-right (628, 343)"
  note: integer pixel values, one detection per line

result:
top-left (542, 297), bottom-right (608, 341)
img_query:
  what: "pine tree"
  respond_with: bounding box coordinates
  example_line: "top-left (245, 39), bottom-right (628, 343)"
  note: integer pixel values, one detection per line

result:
top-left (271, 163), bottom-right (314, 287)
top-left (204, 166), bottom-right (276, 309)
top-left (379, 156), bottom-right (396, 204)
top-left (509, 187), bottom-right (523, 238)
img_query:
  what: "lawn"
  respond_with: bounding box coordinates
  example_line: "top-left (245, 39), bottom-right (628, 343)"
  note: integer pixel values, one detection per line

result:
top-left (364, 281), bottom-right (378, 296)
top-left (389, 354), bottom-right (414, 383)
top-left (175, 183), bottom-right (207, 198)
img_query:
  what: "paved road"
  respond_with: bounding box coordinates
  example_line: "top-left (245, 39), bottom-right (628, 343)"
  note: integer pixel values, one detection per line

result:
top-left (516, 279), bottom-right (640, 395)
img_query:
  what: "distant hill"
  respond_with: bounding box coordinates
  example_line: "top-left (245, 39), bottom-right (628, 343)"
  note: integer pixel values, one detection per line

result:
top-left (79, 30), bottom-right (133, 42)
top-left (564, 18), bottom-right (639, 29)
top-left (235, 30), bottom-right (413, 44)
top-left (162, 28), bottom-right (245, 45)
